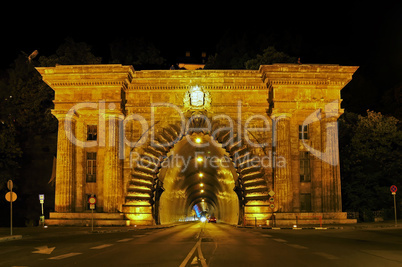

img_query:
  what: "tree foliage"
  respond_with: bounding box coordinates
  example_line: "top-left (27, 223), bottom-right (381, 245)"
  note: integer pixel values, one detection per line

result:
top-left (109, 37), bottom-right (165, 69)
top-left (0, 38), bottom-right (102, 225)
top-left (39, 38), bottom-right (102, 66)
top-left (339, 111), bottom-right (402, 217)
top-left (244, 47), bottom-right (297, 69)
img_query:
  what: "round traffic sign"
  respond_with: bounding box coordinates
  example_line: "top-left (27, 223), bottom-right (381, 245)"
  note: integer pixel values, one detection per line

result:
top-left (390, 185), bottom-right (398, 193)
top-left (269, 203), bottom-right (275, 209)
top-left (88, 196), bottom-right (96, 204)
top-left (269, 197), bottom-right (275, 203)
top-left (5, 192), bottom-right (17, 202)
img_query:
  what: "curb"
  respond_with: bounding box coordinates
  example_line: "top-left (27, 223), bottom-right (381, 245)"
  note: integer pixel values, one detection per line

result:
top-left (90, 224), bottom-right (177, 234)
top-left (0, 235), bottom-right (22, 242)
top-left (235, 225), bottom-right (343, 230)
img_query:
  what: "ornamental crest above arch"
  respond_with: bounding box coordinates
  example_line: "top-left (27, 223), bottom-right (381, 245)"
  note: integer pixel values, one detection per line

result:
top-left (183, 86), bottom-right (211, 112)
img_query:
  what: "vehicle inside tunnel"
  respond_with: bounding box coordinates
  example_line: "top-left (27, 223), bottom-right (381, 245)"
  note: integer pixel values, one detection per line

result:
top-left (157, 134), bottom-right (240, 225)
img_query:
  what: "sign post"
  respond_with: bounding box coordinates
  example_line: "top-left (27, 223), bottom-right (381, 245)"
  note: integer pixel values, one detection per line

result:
top-left (6, 180), bottom-right (14, 236)
top-left (88, 196), bottom-right (96, 232)
top-left (39, 194), bottom-right (45, 226)
top-left (390, 185), bottom-right (398, 226)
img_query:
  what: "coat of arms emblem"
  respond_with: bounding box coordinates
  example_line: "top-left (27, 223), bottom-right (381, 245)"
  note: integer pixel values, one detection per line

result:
top-left (183, 86), bottom-right (211, 112)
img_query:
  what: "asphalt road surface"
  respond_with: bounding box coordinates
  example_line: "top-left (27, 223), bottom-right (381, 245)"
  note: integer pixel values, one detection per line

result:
top-left (1, 222), bottom-right (402, 266)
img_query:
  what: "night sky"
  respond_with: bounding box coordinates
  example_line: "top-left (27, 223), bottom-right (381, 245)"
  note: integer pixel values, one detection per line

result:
top-left (2, 3), bottom-right (401, 90)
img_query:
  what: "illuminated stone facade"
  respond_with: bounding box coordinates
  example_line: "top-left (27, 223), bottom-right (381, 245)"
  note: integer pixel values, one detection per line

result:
top-left (37, 64), bottom-right (358, 226)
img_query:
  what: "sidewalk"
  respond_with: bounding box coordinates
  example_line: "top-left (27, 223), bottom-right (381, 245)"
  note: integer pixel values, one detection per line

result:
top-left (0, 223), bottom-right (178, 242)
top-left (1, 221), bottom-right (400, 242)
top-left (237, 220), bottom-right (401, 230)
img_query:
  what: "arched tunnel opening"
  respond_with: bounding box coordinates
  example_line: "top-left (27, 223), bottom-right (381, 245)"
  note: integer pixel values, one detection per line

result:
top-left (157, 134), bottom-right (240, 225)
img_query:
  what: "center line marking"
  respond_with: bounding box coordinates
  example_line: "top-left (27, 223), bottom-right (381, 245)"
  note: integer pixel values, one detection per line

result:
top-left (48, 252), bottom-right (82, 260)
top-left (133, 234), bottom-right (147, 238)
top-left (287, 244), bottom-right (308, 249)
top-left (117, 238), bottom-right (133, 242)
top-left (90, 244), bottom-right (113, 249)
top-left (272, 238), bottom-right (287, 243)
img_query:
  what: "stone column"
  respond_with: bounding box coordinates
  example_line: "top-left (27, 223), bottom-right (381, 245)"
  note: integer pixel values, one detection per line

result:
top-left (54, 115), bottom-right (75, 212)
top-left (321, 116), bottom-right (342, 212)
top-left (103, 116), bottom-right (123, 212)
top-left (273, 115), bottom-right (292, 212)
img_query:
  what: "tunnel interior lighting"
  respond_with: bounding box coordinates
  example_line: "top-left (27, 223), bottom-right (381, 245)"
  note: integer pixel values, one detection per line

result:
top-left (195, 137), bottom-right (202, 144)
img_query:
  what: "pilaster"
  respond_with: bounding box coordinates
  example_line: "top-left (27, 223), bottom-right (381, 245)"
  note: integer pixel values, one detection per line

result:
top-left (53, 113), bottom-right (76, 212)
top-left (320, 116), bottom-right (342, 212)
top-left (272, 114), bottom-right (292, 212)
top-left (103, 115), bottom-right (124, 212)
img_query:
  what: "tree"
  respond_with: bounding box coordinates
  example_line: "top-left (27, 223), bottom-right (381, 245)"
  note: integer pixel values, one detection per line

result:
top-left (244, 46), bottom-right (297, 69)
top-left (0, 38), bottom-right (103, 226)
top-left (109, 37), bottom-right (165, 69)
top-left (39, 38), bottom-right (102, 66)
top-left (339, 111), bottom-right (402, 220)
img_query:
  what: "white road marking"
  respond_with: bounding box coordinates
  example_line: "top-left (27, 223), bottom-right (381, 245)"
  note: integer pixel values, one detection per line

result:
top-left (261, 234), bottom-right (272, 238)
top-left (117, 238), bottom-right (133, 242)
top-left (197, 240), bottom-right (208, 267)
top-left (48, 252), bottom-right (82, 260)
top-left (90, 244), bottom-right (113, 249)
top-left (313, 252), bottom-right (340, 260)
top-left (361, 250), bottom-right (402, 262)
top-left (272, 238), bottom-right (287, 243)
top-left (180, 239), bottom-right (201, 267)
top-left (133, 234), bottom-right (147, 238)
top-left (287, 244), bottom-right (308, 249)
top-left (32, 245), bottom-right (56, 254)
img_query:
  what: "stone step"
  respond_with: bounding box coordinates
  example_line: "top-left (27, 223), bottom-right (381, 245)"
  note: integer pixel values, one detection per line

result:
top-left (242, 170), bottom-right (264, 181)
top-left (47, 212), bottom-right (127, 226)
top-left (45, 219), bottom-right (127, 226)
top-left (49, 212), bottom-right (125, 220)
top-left (129, 179), bottom-right (153, 187)
top-left (243, 178), bottom-right (266, 187)
top-left (127, 186), bottom-right (153, 194)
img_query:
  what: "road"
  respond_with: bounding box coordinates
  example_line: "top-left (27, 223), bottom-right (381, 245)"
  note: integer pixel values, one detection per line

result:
top-left (1, 222), bottom-right (402, 266)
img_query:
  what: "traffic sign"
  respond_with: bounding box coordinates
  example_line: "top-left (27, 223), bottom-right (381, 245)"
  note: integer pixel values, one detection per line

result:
top-left (90, 204), bottom-right (95, 210)
top-left (39, 194), bottom-right (45, 203)
top-left (7, 180), bottom-right (13, 190)
top-left (268, 190), bottom-right (275, 197)
top-left (269, 203), bottom-right (275, 209)
top-left (390, 185), bottom-right (397, 193)
top-left (5, 192), bottom-right (17, 202)
top-left (269, 197), bottom-right (275, 203)
top-left (88, 196), bottom-right (96, 204)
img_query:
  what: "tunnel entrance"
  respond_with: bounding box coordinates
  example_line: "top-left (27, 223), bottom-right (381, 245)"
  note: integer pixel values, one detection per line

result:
top-left (157, 134), bottom-right (240, 225)
top-left (124, 116), bottom-right (270, 226)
